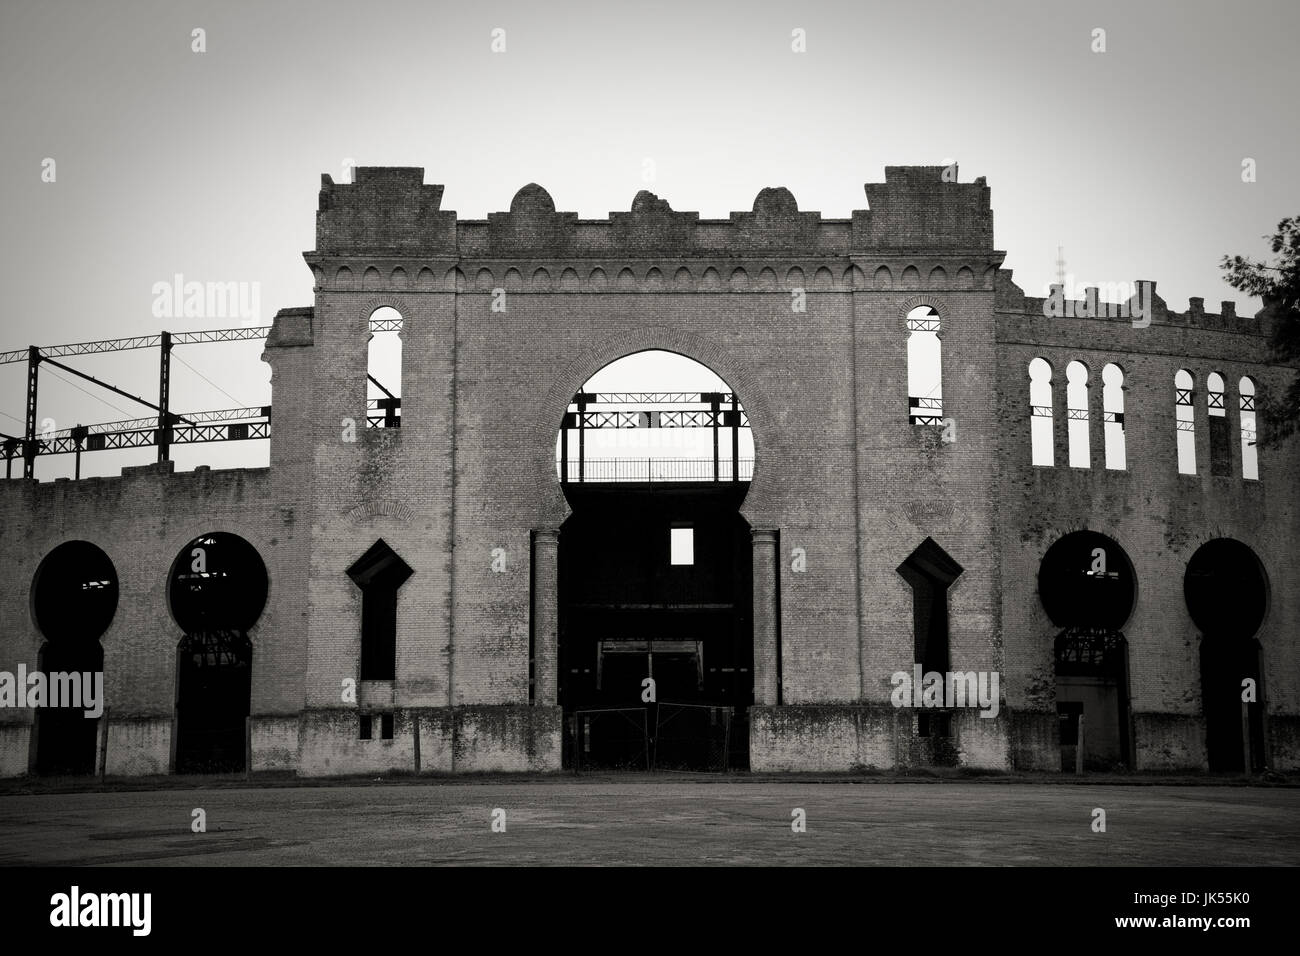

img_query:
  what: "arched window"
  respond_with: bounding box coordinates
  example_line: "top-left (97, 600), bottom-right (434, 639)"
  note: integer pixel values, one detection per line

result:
top-left (367, 307), bottom-right (403, 428)
top-left (1102, 363), bottom-right (1126, 470)
top-left (1066, 360), bottom-right (1090, 468)
top-left (1239, 376), bottom-right (1258, 480)
top-left (1029, 358), bottom-right (1054, 466)
top-left (1207, 372), bottom-right (1229, 476)
top-left (906, 306), bottom-right (943, 424)
top-left (1175, 370), bottom-right (1196, 474)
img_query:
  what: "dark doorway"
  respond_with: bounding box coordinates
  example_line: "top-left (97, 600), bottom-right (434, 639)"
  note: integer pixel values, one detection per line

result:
top-left (169, 532), bottom-right (267, 773)
top-left (31, 541), bottom-right (117, 775)
top-left (1185, 538), bottom-right (1269, 772)
top-left (1038, 530), bottom-right (1136, 769)
top-left (559, 484), bottom-right (752, 771)
top-left (897, 538), bottom-right (963, 766)
top-left (347, 540), bottom-right (414, 681)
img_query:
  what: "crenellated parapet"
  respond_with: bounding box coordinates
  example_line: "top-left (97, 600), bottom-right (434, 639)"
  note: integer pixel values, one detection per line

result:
top-left (303, 166), bottom-right (1006, 293)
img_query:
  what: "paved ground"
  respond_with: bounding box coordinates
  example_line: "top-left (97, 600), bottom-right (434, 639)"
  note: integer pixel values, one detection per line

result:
top-left (0, 781), bottom-right (1296, 865)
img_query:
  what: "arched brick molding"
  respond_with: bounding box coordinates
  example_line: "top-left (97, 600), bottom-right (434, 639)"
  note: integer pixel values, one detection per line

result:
top-left (897, 295), bottom-right (950, 333)
top-left (345, 499), bottom-right (416, 525)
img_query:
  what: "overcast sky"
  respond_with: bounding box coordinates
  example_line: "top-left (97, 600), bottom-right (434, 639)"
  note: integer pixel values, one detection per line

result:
top-left (1, 0), bottom-right (1296, 479)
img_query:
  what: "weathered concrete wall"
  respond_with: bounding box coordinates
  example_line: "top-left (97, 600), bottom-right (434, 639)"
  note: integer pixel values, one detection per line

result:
top-left (295, 706), bottom-right (560, 776)
top-left (104, 717), bottom-right (170, 776)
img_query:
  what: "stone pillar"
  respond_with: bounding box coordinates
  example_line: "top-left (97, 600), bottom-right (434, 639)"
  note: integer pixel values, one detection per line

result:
top-left (752, 529), bottom-right (780, 706)
top-left (1087, 377), bottom-right (1105, 470)
top-left (1050, 366), bottom-right (1069, 468)
top-left (1191, 382), bottom-right (1209, 477)
top-left (532, 529), bottom-right (559, 706)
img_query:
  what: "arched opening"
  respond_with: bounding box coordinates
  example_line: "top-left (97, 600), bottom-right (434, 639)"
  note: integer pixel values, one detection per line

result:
top-left (367, 306), bottom-right (403, 429)
top-left (554, 350), bottom-right (754, 771)
top-left (1206, 372), bottom-right (1230, 476)
top-left (1028, 357), bottom-right (1054, 466)
top-left (1175, 369), bottom-right (1197, 474)
top-left (906, 306), bottom-right (943, 424)
top-left (1185, 539), bottom-right (1269, 772)
top-left (1102, 363), bottom-right (1126, 470)
top-left (1066, 361), bottom-right (1090, 468)
top-left (31, 541), bottom-right (117, 775)
top-left (169, 532), bottom-right (267, 773)
top-left (1038, 531), bottom-right (1136, 770)
top-left (1239, 377), bottom-right (1258, 480)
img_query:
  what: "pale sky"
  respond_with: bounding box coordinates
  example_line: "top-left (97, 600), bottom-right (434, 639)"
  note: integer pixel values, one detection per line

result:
top-left (2, 0), bottom-right (1296, 479)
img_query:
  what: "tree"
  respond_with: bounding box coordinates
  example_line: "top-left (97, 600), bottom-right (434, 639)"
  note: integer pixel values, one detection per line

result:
top-left (1221, 216), bottom-right (1300, 446)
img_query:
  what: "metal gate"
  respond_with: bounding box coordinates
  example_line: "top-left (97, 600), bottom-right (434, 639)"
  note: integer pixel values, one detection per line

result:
top-left (570, 702), bottom-right (733, 772)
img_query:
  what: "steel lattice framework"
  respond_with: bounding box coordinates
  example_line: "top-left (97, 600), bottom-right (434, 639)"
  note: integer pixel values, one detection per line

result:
top-left (1, 319), bottom-right (401, 479)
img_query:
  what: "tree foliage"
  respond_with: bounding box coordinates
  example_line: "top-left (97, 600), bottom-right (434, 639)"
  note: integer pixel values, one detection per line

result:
top-left (1221, 216), bottom-right (1300, 446)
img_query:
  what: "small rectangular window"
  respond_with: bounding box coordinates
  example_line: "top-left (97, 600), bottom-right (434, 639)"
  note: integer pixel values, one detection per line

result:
top-left (380, 713), bottom-right (394, 740)
top-left (359, 715), bottom-right (372, 740)
top-left (670, 527), bottom-right (694, 565)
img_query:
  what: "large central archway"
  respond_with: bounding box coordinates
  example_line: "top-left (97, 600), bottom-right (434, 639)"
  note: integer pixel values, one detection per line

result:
top-left (554, 350), bottom-right (755, 771)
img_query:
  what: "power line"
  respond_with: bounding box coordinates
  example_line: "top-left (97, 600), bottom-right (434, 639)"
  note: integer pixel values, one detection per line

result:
top-left (41, 366), bottom-right (133, 418)
top-left (173, 351), bottom-right (248, 408)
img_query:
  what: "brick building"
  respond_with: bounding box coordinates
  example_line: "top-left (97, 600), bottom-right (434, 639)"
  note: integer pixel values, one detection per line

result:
top-left (0, 165), bottom-right (1294, 776)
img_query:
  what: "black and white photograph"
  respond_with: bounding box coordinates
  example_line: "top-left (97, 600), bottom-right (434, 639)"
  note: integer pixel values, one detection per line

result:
top-left (0, 0), bottom-right (1295, 936)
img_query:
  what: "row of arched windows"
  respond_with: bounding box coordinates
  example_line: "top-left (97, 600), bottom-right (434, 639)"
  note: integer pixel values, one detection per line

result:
top-left (1025, 359), bottom-right (1258, 479)
top-left (1027, 359), bottom-right (1127, 470)
top-left (1176, 371), bottom-right (1258, 480)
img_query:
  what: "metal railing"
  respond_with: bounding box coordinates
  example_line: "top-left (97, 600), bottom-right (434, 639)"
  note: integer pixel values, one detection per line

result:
top-left (560, 457), bottom-right (753, 483)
